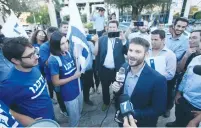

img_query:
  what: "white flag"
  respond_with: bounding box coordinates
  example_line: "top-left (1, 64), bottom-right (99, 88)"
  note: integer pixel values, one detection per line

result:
top-left (2, 12), bottom-right (28, 38)
top-left (67, 0), bottom-right (90, 73)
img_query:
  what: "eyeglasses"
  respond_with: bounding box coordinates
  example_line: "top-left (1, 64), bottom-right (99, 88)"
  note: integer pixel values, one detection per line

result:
top-left (21, 49), bottom-right (38, 59)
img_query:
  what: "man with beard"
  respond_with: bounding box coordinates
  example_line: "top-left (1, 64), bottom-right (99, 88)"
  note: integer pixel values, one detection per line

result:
top-left (163, 17), bottom-right (189, 118)
top-left (127, 21), bottom-right (151, 44)
top-left (0, 37), bottom-right (54, 120)
top-left (112, 37), bottom-right (167, 127)
top-left (165, 17), bottom-right (189, 61)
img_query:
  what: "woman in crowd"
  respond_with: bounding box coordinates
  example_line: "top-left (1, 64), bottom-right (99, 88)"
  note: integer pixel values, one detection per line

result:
top-left (31, 30), bottom-right (48, 75)
top-left (48, 31), bottom-right (83, 127)
top-left (31, 30), bottom-right (48, 51)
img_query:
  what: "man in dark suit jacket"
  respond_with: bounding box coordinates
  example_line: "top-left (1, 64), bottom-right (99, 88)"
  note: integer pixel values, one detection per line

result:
top-left (96, 20), bottom-right (128, 111)
top-left (112, 37), bottom-right (167, 127)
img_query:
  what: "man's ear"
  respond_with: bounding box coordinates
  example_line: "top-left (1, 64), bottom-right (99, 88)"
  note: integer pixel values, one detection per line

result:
top-left (145, 51), bottom-right (149, 58)
top-left (11, 58), bottom-right (21, 65)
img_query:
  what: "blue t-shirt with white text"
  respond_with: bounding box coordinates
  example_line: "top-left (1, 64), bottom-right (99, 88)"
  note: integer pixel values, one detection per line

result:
top-left (0, 67), bottom-right (54, 119)
top-left (0, 100), bottom-right (22, 128)
top-left (48, 52), bottom-right (81, 101)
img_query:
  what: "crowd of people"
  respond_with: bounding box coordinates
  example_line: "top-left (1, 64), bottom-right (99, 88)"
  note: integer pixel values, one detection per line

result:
top-left (0, 6), bottom-right (201, 127)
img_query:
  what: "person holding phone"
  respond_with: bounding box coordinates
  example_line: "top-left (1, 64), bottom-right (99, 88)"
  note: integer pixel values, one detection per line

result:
top-left (96, 20), bottom-right (128, 111)
top-left (90, 7), bottom-right (105, 37)
top-left (127, 21), bottom-right (151, 45)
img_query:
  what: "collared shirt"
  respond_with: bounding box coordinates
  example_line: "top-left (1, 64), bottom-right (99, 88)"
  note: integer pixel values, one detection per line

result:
top-left (178, 55), bottom-right (201, 109)
top-left (165, 34), bottom-right (189, 61)
top-left (128, 32), bottom-right (151, 45)
top-left (0, 50), bottom-right (13, 82)
top-left (148, 47), bottom-right (176, 80)
top-left (124, 64), bottom-right (145, 97)
top-left (103, 38), bottom-right (115, 69)
top-left (91, 14), bottom-right (105, 31)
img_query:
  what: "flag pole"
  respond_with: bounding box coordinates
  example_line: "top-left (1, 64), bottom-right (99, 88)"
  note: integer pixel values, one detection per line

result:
top-left (75, 44), bottom-right (82, 94)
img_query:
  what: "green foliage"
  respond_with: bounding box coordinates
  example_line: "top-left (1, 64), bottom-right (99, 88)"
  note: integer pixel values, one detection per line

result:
top-left (104, 0), bottom-right (169, 20)
top-left (26, 6), bottom-right (50, 25)
top-left (194, 11), bottom-right (201, 19)
top-left (84, 22), bottom-right (93, 29)
top-left (81, 14), bottom-right (87, 23)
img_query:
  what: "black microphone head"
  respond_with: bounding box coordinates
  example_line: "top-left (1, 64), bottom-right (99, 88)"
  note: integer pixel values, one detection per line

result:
top-left (119, 94), bottom-right (129, 104)
top-left (119, 94), bottom-right (133, 117)
top-left (193, 65), bottom-right (201, 76)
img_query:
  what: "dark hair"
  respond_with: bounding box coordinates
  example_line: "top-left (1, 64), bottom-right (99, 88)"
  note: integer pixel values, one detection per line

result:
top-left (174, 17), bottom-right (189, 26)
top-left (108, 20), bottom-right (119, 27)
top-left (31, 30), bottom-right (48, 44)
top-left (60, 21), bottom-right (68, 28)
top-left (191, 29), bottom-right (201, 35)
top-left (50, 31), bottom-right (66, 56)
top-left (0, 25), bottom-right (2, 30)
top-left (130, 37), bottom-right (150, 52)
top-left (98, 7), bottom-right (105, 12)
top-left (2, 37), bottom-right (32, 62)
top-left (151, 29), bottom-right (166, 39)
top-left (47, 27), bottom-right (59, 39)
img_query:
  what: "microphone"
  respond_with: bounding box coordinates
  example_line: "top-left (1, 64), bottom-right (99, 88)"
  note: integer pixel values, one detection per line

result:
top-left (193, 65), bottom-right (201, 76)
top-left (119, 94), bottom-right (134, 118)
top-left (116, 67), bottom-right (126, 83)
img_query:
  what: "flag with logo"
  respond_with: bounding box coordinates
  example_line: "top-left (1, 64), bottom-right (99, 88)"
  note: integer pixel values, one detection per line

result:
top-left (67, 0), bottom-right (90, 73)
top-left (2, 11), bottom-right (28, 38)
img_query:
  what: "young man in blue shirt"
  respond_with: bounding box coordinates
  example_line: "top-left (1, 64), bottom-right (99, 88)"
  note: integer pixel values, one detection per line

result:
top-left (0, 37), bottom-right (54, 120)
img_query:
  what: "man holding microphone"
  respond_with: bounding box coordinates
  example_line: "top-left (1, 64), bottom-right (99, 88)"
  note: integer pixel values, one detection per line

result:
top-left (112, 37), bottom-right (167, 127)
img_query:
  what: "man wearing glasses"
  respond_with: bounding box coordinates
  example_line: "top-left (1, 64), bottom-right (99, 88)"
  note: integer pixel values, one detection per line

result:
top-left (0, 37), bottom-right (54, 124)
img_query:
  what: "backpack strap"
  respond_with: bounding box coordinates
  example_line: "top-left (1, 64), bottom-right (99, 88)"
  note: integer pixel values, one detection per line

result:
top-left (51, 55), bottom-right (62, 67)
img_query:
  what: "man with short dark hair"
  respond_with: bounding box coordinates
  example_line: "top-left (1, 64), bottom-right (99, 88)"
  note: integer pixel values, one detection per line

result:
top-left (0, 34), bottom-right (13, 82)
top-left (164, 17), bottom-right (189, 117)
top-left (165, 17), bottom-right (189, 61)
top-left (127, 21), bottom-right (151, 44)
top-left (0, 37), bottom-right (54, 119)
top-left (112, 37), bottom-right (167, 127)
top-left (60, 21), bottom-right (68, 35)
top-left (148, 30), bottom-right (176, 117)
top-left (96, 20), bottom-right (128, 111)
top-left (90, 7), bottom-right (105, 37)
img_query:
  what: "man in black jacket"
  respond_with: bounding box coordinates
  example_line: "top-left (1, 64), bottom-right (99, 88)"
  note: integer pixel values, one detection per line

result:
top-left (96, 20), bottom-right (128, 111)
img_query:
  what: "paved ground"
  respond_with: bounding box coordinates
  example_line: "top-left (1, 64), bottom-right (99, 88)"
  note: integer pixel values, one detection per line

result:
top-left (53, 86), bottom-right (175, 127)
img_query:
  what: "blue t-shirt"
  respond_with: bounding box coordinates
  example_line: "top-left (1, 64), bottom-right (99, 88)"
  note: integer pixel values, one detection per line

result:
top-left (48, 52), bottom-right (81, 101)
top-left (39, 41), bottom-right (51, 81)
top-left (0, 100), bottom-right (22, 128)
top-left (0, 67), bottom-right (54, 119)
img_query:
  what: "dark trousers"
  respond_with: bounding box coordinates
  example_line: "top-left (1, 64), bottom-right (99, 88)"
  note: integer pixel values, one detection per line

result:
top-left (97, 30), bottom-right (104, 37)
top-left (175, 96), bottom-right (201, 127)
top-left (81, 69), bottom-right (94, 102)
top-left (99, 66), bottom-right (116, 105)
top-left (47, 81), bottom-right (54, 99)
top-left (48, 81), bottom-right (66, 112)
top-left (167, 78), bottom-right (176, 110)
top-left (167, 73), bottom-right (186, 110)
top-left (56, 91), bottom-right (67, 112)
top-left (92, 60), bottom-right (100, 89)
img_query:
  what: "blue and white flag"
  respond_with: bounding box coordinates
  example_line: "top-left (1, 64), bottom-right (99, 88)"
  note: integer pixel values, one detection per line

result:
top-left (67, 0), bottom-right (90, 73)
top-left (2, 11), bottom-right (28, 38)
